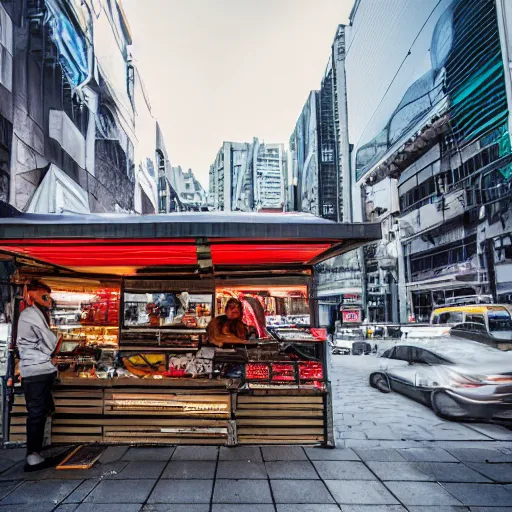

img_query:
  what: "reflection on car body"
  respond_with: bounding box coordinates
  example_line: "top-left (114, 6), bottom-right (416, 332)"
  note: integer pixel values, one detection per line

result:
top-left (370, 338), bottom-right (512, 422)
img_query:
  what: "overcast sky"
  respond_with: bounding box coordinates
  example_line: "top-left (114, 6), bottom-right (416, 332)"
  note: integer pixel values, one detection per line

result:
top-left (122, 0), bottom-right (352, 188)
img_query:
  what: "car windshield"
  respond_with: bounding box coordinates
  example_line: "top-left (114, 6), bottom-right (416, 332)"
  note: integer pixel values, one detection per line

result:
top-left (488, 309), bottom-right (512, 332)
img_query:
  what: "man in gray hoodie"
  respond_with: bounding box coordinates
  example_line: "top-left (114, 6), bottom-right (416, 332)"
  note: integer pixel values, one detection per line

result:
top-left (17, 281), bottom-right (61, 472)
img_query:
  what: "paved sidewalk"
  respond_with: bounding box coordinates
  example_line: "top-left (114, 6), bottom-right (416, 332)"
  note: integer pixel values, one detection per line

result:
top-left (0, 444), bottom-right (512, 511)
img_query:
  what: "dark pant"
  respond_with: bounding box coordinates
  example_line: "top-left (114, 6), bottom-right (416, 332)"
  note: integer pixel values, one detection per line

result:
top-left (23, 372), bottom-right (56, 455)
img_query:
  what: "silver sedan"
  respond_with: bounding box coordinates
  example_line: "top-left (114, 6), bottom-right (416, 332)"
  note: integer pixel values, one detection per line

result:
top-left (369, 338), bottom-right (512, 422)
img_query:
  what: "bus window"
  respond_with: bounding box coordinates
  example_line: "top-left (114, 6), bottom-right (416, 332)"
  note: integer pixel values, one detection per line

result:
top-left (432, 311), bottom-right (463, 325)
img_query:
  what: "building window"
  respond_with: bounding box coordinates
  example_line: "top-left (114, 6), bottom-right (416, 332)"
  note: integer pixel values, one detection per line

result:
top-left (158, 195), bottom-right (166, 213)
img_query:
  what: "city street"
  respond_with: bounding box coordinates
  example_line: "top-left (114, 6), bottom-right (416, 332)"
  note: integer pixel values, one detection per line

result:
top-left (0, 355), bottom-right (511, 511)
top-left (330, 354), bottom-right (512, 447)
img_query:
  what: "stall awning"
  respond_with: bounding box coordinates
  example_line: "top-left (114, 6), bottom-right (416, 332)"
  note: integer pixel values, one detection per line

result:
top-left (0, 211), bottom-right (381, 276)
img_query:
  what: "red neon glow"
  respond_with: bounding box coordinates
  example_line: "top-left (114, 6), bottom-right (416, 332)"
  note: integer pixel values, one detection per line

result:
top-left (0, 240), bottom-right (198, 267)
top-left (0, 238), bottom-right (336, 270)
top-left (210, 243), bottom-right (332, 266)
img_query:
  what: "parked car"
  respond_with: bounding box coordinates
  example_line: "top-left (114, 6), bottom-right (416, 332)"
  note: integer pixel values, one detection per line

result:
top-left (331, 328), bottom-right (372, 355)
top-left (369, 338), bottom-right (512, 422)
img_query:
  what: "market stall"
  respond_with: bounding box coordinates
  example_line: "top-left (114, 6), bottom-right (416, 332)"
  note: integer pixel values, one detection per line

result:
top-left (0, 211), bottom-right (380, 447)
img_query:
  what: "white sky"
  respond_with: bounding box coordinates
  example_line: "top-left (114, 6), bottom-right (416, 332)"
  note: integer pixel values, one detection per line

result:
top-left (122, 0), bottom-right (352, 188)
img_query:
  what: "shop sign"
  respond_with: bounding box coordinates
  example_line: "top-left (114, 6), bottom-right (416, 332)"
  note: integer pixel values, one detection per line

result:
top-left (342, 310), bottom-right (361, 323)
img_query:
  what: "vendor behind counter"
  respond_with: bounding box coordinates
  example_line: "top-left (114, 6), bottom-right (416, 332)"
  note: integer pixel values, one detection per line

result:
top-left (207, 298), bottom-right (257, 347)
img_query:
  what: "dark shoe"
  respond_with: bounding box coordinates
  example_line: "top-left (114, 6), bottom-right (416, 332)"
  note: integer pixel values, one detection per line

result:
top-left (23, 458), bottom-right (55, 472)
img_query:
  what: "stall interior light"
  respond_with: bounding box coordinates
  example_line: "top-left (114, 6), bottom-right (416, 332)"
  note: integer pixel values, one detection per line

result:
top-left (299, 362), bottom-right (324, 380)
top-left (51, 291), bottom-right (96, 303)
top-left (245, 363), bottom-right (270, 380)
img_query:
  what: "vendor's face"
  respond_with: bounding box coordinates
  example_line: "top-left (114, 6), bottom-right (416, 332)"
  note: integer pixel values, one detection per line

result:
top-left (226, 303), bottom-right (241, 320)
top-left (30, 288), bottom-right (53, 309)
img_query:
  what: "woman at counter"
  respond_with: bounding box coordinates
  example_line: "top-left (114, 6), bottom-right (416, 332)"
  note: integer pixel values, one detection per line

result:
top-left (207, 298), bottom-right (256, 347)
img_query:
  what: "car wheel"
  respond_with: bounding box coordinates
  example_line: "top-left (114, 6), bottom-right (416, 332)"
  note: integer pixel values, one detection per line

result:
top-left (369, 372), bottom-right (391, 393)
top-left (431, 390), bottom-right (468, 419)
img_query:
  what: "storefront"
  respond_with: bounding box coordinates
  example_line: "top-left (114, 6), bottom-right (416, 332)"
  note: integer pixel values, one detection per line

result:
top-left (0, 211), bottom-right (380, 447)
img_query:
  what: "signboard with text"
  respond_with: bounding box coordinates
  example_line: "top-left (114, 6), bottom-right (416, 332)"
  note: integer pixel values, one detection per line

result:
top-left (342, 310), bottom-right (361, 323)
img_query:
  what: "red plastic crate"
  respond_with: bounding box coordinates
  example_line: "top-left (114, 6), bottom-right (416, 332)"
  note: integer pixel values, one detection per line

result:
top-left (298, 362), bottom-right (324, 380)
top-left (245, 363), bottom-right (270, 380)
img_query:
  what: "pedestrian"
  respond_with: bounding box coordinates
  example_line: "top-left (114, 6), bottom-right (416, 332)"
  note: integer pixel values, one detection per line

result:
top-left (17, 280), bottom-right (62, 472)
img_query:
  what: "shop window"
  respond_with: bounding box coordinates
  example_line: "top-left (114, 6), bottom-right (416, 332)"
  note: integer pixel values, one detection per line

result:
top-left (216, 286), bottom-right (310, 333)
top-left (158, 195), bottom-right (166, 213)
top-left (124, 291), bottom-right (212, 329)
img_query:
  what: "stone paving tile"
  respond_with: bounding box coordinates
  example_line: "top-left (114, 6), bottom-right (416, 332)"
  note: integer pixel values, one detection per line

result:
top-left (0, 461), bottom-right (28, 480)
top-left (0, 479), bottom-right (81, 505)
top-left (397, 448), bottom-right (459, 462)
top-left (324, 480), bottom-right (399, 505)
top-left (271, 479), bottom-right (334, 504)
top-left (63, 479), bottom-right (100, 503)
top-left (55, 505), bottom-right (80, 512)
top-left (0, 504), bottom-right (57, 512)
top-left (442, 483), bottom-right (512, 507)
top-left (276, 506), bottom-right (341, 512)
top-left (97, 446), bottom-right (128, 464)
top-left (304, 448), bottom-right (360, 461)
top-left (0, 448), bottom-right (26, 462)
top-left (122, 447), bottom-right (175, 461)
top-left (338, 507), bottom-right (408, 512)
top-left (353, 449), bottom-right (405, 462)
top-left (262, 446), bottom-right (308, 461)
top-left (0, 459), bottom-right (19, 474)
top-left (367, 461), bottom-right (491, 483)
top-left (465, 424), bottom-right (512, 441)
top-left (406, 507), bottom-right (469, 512)
top-left (105, 461), bottom-right (166, 479)
top-left (217, 460), bottom-right (268, 479)
top-left (142, 505), bottom-right (209, 512)
top-left (219, 446), bottom-right (263, 462)
top-left (162, 460), bottom-right (216, 479)
top-left (84, 479), bottom-right (154, 504)
top-left (313, 461), bottom-right (376, 480)
top-left (464, 462), bottom-right (512, 483)
top-left (414, 462), bottom-right (491, 483)
top-left (75, 505), bottom-right (142, 512)
top-left (0, 480), bottom-right (21, 500)
top-left (366, 461), bottom-right (436, 481)
top-left (212, 506), bottom-right (275, 512)
top-left (446, 448), bottom-right (512, 463)
top-left (172, 446), bottom-right (219, 461)
top-left (213, 479), bottom-right (272, 504)
top-left (384, 481), bottom-right (463, 506)
top-left (265, 461), bottom-right (318, 479)
top-left (148, 479), bottom-right (213, 504)
top-left (468, 508), bottom-right (512, 512)
top-left (35, 461), bottom-right (129, 481)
